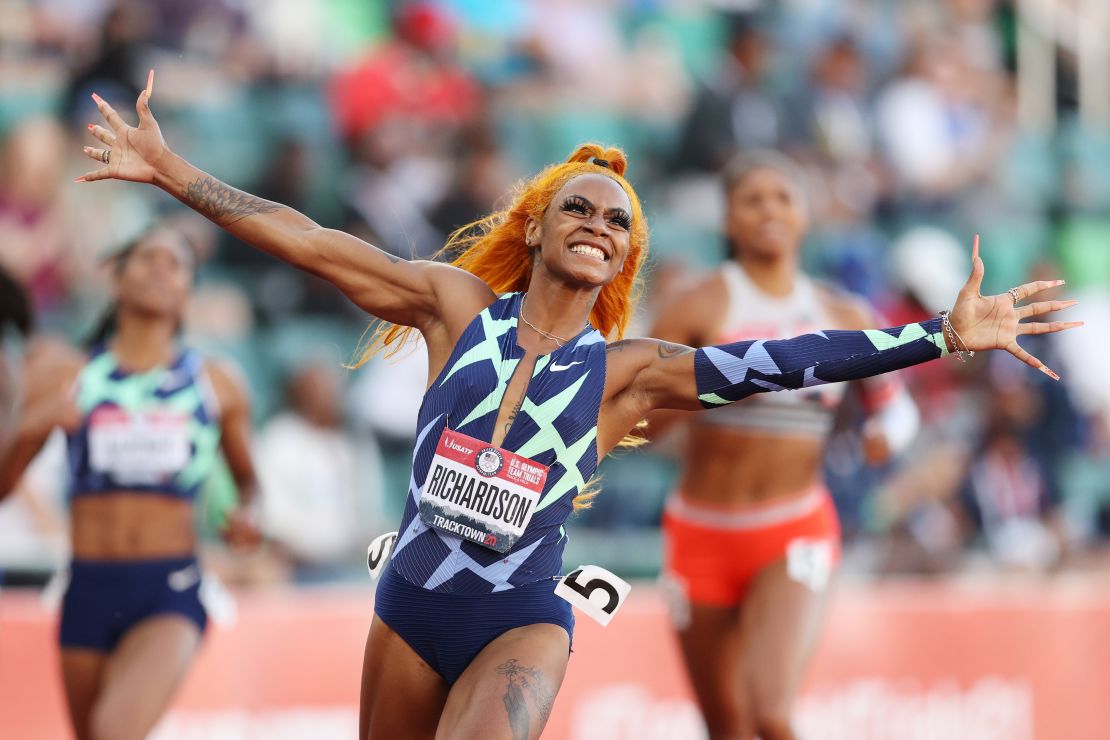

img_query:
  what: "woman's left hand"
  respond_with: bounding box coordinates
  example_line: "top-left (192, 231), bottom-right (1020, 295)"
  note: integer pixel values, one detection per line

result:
top-left (222, 502), bottom-right (263, 550)
top-left (948, 236), bottom-right (1083, 379)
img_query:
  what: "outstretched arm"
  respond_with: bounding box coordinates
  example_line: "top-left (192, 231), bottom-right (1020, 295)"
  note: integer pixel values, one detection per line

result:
top-left (689, 318), bottom-right (948, 409)
top-left (614, 238), bottom-right (1081, 419)
top-left (77, 72), bottom-right (489, 329)
top-left (0, 343), bottom-right (83, 500)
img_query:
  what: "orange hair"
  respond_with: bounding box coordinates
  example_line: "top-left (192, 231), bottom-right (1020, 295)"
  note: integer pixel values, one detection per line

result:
top-left (351, 143), bottom-right (651, 509)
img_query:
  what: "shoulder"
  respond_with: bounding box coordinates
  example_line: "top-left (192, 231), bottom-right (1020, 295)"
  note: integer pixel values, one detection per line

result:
top-left (419, 261), bottom-right (498, 343)
top-left (666, 270), bottom-right (727, 313)
top-left (25, 337), bottom-right (85, 392)
top-left (202, 356), bottom-right (251, 412)
top-left (650, 269), bottom-right (727, 344)
top-left (813, 281), bottom-right (881, 331)
top-left (422, 261), bottom-right (495, 302)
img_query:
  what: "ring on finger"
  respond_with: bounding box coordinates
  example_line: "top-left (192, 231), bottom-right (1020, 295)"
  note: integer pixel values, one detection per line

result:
top-left (1008, 287), bottom-right (1020, 305)
top-left (101, 149), bottom-right (110, 164)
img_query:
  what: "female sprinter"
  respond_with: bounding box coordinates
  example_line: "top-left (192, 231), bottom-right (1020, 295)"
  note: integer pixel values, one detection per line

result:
top-left (0, 224), bottom-right (261, 740)
top-left (77, 74), bottom-right (1079, 740)
top-left (650, 151), bottom-right (934, 739)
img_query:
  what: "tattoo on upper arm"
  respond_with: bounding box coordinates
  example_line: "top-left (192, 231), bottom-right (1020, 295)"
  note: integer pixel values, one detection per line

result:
top-left (497, 659), bottom-right (555, 740)
top-left (182, 176), bottom-right (282, 224)
top-left (606, 339), bottom-right (632, 353)
top-left (657, 341), bottom-right (691, 360)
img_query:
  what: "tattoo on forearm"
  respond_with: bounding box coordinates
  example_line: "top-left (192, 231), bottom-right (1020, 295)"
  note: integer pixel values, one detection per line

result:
top-left (497, 659), bottom-right (555, 739)
top-left (657, 342), bottom-right (690, 359)
top-left (182, 176), bottom-right (282, 224)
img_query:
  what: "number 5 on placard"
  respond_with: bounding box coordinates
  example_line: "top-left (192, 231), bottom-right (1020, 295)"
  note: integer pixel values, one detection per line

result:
top-left (554, 565), bottom-right (631, 627)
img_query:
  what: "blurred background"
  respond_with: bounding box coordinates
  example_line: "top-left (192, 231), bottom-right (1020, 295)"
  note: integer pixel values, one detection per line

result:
top-left (1, 0), bottom-right (1108, 738)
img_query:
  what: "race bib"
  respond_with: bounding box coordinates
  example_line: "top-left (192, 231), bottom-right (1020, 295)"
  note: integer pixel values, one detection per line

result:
top-left (786, 537), bottom-right (834, 592)
top-left (418, 429), bottom-right (549, 553)
top-left (88, 408), bottom-right (190, 485)
top-left (555, 565), bottom-right (631, 627)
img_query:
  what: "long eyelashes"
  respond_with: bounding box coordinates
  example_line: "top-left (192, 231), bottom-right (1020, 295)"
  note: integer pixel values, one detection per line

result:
top-left (559, 196), bottom-right (631, 230)
top-left (608, 212), bottom-right (632, 230)
top-left (560, 196), bottom-right (591, 215)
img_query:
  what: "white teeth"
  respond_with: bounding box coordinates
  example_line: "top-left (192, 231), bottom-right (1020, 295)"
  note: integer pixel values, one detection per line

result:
top-left (570, 245), bottom-right (606, 261)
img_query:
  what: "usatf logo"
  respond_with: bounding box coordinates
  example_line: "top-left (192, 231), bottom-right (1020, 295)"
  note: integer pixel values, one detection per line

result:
top-left (475, 447), bottom-right (504, 477)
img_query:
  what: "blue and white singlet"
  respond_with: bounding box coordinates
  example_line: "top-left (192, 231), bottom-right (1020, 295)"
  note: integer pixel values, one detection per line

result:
top-left (390, 292), bottom-right (606, 594)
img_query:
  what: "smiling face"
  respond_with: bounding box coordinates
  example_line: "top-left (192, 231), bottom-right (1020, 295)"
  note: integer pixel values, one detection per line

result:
top-left (524, 173), bottom-right (633, 288)
top-left (114, 228), bottom-right (195, 319)
top-left (725, 166), bottom-right (808, 262)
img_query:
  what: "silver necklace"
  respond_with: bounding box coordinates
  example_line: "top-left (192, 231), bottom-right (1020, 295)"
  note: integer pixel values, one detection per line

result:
top-left (519, 293), bottom-right (574, 347)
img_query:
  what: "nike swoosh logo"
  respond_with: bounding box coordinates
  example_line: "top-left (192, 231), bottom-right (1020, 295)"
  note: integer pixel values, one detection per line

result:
top-left (550, 361), bottom-right (584, 372)
top-left (167, 564), bottom-right (201, 591)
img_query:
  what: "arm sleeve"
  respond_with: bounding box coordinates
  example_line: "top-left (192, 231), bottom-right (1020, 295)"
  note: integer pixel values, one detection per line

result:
top-left (694, 318), bottom-right (948, 409)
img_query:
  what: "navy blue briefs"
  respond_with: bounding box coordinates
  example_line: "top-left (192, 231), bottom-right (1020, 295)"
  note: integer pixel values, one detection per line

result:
top-left (373, 563), bottom-right (574, 685)
top-left (59, 556), bottom-right (207, 652)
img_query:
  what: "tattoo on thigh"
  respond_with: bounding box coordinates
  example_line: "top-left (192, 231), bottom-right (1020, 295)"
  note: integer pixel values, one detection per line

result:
top-left (497, 659), bottom-right (555, 740)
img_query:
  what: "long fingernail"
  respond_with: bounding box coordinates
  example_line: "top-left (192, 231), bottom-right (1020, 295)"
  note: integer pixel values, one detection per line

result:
top-left (1040, 366), bottom-right (1060, 382)
top-left (91, 93), bottom-right (102, 103)
top-left (86, 123), bottom-right (94, 130)
top-left (1055, 280), bottom-right (1066, 285)
top-left (74, 176), bottom-right (86, 183)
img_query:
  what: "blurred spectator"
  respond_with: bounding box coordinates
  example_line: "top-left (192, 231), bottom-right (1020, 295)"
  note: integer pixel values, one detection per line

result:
top-left (784, 35), bottom-right (874, 165)
top-left (874, 35), bottom-right (1007, 212)
top-left (257, 362), bottom-right (384, 582)
top-left (349, 338), bottom-right (429, 519)
top-left (333, 2), bottom-right (482, 262)
top-left (673, 15), bottom-right (781, 173)
top-left (0, 117), bottom-right (82, 318)
top-left (962, 422), bottom-right (1061, 572)
top-left (430, 127), bottom-right (516, 237)
top-left (61, 0), bottom-right (153, 122)
top-left (330, 1), bottom-right (479, 143)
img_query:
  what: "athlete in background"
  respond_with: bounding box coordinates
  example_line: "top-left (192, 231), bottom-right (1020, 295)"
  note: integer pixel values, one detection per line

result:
top-left (651, 152), bottom-right (925, 740)
top-left (0, 225), bottom-right (261, 740)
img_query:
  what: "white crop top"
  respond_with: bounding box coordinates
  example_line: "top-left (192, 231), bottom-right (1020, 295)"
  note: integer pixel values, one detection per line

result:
top-left (697, 261), bottom-right (847, 437)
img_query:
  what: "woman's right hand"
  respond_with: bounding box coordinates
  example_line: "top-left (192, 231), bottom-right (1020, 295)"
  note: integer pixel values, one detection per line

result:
top-left (78, 70), bottom-right (167, 185)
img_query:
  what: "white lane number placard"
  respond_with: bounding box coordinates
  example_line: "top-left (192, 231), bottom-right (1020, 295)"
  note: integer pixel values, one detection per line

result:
top-left (554, 564), bottom-right (631, 627)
